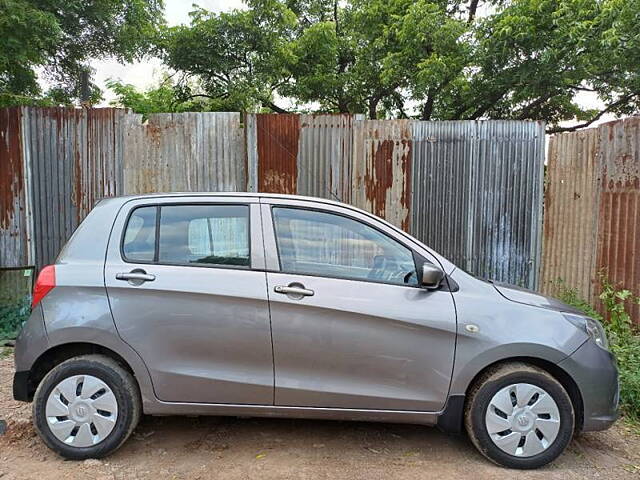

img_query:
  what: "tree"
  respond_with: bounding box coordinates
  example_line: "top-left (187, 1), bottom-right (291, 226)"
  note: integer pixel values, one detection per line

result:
top-left (0, 0), bottom-right (164, 106)
top-left (151, 0), bottom-right (639, 130)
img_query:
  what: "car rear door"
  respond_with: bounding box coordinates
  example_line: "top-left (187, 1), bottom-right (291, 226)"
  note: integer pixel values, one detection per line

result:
top-left (262, 197), bottom-right (457, 412)
top-left (104, 196), bottom-right (274, 405)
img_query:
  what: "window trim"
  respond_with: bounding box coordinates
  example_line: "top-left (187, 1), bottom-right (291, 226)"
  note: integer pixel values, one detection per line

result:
top-left (270, 205), bottom-right (421, 289)
top-left (120, 202), bottom-right (253, 271)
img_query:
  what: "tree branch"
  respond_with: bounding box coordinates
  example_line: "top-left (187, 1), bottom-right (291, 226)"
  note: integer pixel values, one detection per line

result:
top-left (567, 84), bottom-right (596, 92)
top-left (546, 94), bottom-right (635, 134)
top-left (263, 100), bottom-right (289, 114)
top-left (517, 91), bottom-right (556, 120)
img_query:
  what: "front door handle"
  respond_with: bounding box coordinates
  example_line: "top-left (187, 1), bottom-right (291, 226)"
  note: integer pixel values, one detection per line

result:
top-left (116, 270), bottom-right (155, 284)
top-left (274, 284), bottom-right (314, 297)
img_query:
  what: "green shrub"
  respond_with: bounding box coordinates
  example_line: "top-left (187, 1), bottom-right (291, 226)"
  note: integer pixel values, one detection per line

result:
top-left (0, 292), bottom-right (30, 341)
top-left (555, 277), bottom-right (640, 422)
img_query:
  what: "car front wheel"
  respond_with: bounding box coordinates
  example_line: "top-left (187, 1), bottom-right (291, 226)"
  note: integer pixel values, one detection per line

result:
top-left (464, 362), bottom-right (575, 469)
top-left (33, 354), bottom-right (141, 459)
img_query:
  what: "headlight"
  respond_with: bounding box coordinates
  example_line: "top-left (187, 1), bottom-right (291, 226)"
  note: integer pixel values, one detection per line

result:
top-left (563, 313), bottom-right (609, 350)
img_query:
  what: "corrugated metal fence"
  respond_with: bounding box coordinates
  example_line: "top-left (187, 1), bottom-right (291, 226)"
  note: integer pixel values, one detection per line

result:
top-left (23, 108), bottom-right (125, 270)
top-left (123, 112), bottom-right (245, 193)
top-left (245, 115), bottom-right (545, 288)
top-left (542, 117), bottom-right (640, 323)
top-left (411, 121), bottom-right (544, 287)
top-left (2, 107), bottom-right (545, 293)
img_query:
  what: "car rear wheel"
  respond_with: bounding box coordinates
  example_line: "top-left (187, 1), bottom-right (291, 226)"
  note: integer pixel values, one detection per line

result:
top-left (33, 354), bottom-right (141, 459)
top-left (464, 362), bottom-right (574, 469)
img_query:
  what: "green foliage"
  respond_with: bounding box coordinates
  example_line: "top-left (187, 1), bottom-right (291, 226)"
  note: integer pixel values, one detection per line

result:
top-left (0, 0), bottom-right (164, 107)
top-left (0, 291), bottom-right (29, 342)
top-left (598, 277), bottom-right (640, 422)
top-left (149, 0), bottom-right (640, 128)
top-left (0, 0), bottom-right (59, 101)
top-left (106, 76), bottom-right (225, 119)
top-left (554, 279), bottom-right (602, 321)
top-left (556, 276), bottom-right (640, 422)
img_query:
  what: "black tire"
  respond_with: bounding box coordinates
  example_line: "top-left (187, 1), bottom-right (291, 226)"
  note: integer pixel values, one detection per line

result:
top-left (33, 354), bottom-right (141, 460)
top-left (464, 362), bottom-right (574, 469)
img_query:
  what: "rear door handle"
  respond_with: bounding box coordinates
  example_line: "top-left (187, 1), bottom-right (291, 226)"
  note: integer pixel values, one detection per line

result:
top-left (116, 271), bottom-right (155, 282)
top-left (274, 285), bottom-right (314, 297)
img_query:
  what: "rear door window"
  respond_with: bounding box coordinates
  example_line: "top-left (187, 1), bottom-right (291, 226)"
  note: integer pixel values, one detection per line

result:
top-left (122, 206), bottom-right (157, 262)
top-left (158, 205), bottom-right (250, 267)
top-left (122, 204), bottom-right (250, 268)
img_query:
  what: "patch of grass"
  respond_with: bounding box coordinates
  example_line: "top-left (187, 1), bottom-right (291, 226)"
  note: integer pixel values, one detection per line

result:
top-left (555, 276), bottom-right (640, 423)
top-left (0, 346), bottom-right (13, 359)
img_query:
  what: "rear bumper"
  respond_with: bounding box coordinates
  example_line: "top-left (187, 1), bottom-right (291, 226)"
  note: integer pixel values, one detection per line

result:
top-left (13, 370), bottom-right (30, 402)
top-left (559, 339), bottom-right (619, 431)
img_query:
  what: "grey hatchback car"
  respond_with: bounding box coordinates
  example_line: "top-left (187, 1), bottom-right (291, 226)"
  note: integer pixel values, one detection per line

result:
top-left (13, 193), bottom-right (618, 469)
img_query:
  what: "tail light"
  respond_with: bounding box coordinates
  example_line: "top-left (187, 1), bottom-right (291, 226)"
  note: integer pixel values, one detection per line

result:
top-left (32, 265), bottom-right (56, 308)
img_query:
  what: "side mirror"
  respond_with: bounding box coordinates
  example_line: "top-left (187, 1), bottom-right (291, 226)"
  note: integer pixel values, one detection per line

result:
top-left (421, 264), bottom-right (444, 289)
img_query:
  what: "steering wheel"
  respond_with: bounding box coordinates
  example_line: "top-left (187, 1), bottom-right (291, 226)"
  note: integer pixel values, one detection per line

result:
top-left (368, 255), bottom-right (418, 284)
top-left (369, 255), bottom-right (408, 281)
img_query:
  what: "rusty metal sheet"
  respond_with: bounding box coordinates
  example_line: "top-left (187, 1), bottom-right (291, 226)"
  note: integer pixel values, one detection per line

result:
top-left (252, 114), bottom-right (300, 194)
top-left (541, 128), bottom-right (600, 300)
top-left (123, 112), bottom-right (245, 194)
top-left (0, 107), bottom-right (29, 267)
top-left (542, 117), bottom-right (640, 324)
top-left (596, 117), bottom-right (640, 323)
top-left (352, 119), bottom-right (412, 231)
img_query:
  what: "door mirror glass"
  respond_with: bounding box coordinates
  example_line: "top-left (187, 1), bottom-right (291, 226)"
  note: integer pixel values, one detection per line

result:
top-left (421, 264), bottom-right (444, 289)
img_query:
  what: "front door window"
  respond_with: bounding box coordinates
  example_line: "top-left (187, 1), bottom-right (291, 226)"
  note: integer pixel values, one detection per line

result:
top-left (272, 207), bottom-right (418, 286)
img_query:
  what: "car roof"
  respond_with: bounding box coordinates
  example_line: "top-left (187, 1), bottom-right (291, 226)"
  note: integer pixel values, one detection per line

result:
top-left (102, 192), bottom-right (350, 209)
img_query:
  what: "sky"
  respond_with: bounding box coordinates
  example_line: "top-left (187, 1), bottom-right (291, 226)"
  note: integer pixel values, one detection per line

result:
top-left (91, 0), bottom-right (611, 126)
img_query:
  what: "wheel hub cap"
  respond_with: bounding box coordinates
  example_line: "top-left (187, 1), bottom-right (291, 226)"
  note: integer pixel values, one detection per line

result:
top-left (45, 374), bottom-right (118, 447)
top-left (485, 383), bottom-right (561, 457)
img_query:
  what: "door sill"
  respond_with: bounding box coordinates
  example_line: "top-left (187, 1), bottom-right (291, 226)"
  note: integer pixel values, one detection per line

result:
top-left (145, 401), bottom-right (439, 426)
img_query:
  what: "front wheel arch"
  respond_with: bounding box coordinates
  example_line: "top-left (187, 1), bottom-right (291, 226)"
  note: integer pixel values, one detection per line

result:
top-left (464, 357), bottom-right (584, 433)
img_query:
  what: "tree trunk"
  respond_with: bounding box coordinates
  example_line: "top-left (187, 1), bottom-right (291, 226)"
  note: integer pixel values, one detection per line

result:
top-left (468, 0), bottom-right (480, 23)
top-left (368, 97), bottom-right (379, 120)
top-left (421, 94), bottom-right (435, 120)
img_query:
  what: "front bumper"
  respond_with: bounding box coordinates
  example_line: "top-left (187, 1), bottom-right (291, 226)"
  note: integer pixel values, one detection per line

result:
top-left (559, 339), bottom-right (619, 431)
top-left (13, 370), bottom-right (31, 402)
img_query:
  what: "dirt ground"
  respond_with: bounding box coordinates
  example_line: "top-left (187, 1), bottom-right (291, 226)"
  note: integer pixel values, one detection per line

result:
top-left (1, 350), bottom-right (639, 479)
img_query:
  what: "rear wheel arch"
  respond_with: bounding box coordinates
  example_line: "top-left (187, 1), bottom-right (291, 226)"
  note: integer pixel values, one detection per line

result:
top-left (26, 343), bottom-right (138, 402)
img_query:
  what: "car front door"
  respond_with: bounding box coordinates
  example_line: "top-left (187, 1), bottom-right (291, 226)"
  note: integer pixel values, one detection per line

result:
top-left (262, 198), bottom-right (457, 412)
top-left (104, 196), bottom-right (274, 405)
